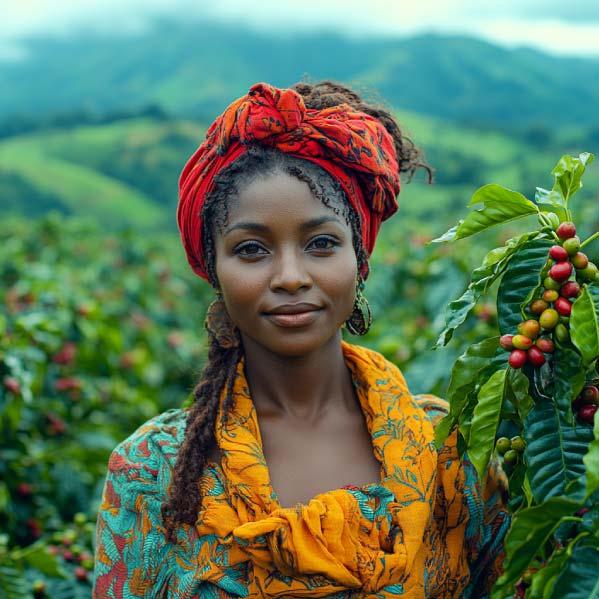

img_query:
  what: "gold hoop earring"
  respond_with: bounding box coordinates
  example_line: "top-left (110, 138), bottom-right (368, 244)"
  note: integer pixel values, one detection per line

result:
top-left (345, 280), bottom-right (372, 336)
top-left (205, 293), bottom-right (240, 349)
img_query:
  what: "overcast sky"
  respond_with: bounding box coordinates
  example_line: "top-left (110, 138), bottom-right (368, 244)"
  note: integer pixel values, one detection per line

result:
top-left (2, 0), bottom-right (599, 60)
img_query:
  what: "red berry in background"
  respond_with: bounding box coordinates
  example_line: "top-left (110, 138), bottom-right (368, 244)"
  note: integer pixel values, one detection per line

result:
top-left (535, 338), bottom-right (555, 353)
top-left (27, 518), bottom-right (42, 539)
top-left (549, 261), bottom-right (573, 282)
top-left (554, 297), bottom-right (572, 317)
top-left (3, 376), bottom-right (21, 394)
top-left (512, 334), bottom-right (534, 350)
top-left (549, 245), bottom-right (569, 261)
top-left (560, 281), bottom-right (580, 298)
top-left (539, 308), bottom-right (559, 330)
top-left (556, 221), bottom-right (577, 239)
top-left (542, 289), bottom-right (559, 303)
top-left (499, 334), bottom-right (514, 350)
top-left (579, 404), bottom-right (598, 424)
top-left (582, 385), bottom-right (599, 404)
top-left (62, 549), bottom-right (74, 562)
top-left (563, 236), bottom-right (581, 255)
top-left (52, 342), bottom-right (77, 365)
top-left (527, 346), bottom-right (546, 367)
top-left (529, 299), bottom-right (549, 314)
top-left (17, 482), bottom-right (33, 497)
top-left (517, 319), bottom-right (541, 339)
top-left (74, 566), bottom-right (88, 582)
top-left (571, 252), bottom-right (589, 270)
top-left (509, 349), bottom-right (527, 368)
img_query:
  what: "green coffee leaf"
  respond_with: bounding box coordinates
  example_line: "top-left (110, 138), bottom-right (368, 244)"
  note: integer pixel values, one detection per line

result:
top-left (468, 368), bottom-right (507, 481)
top-left (583, 412), bottom-right (599, 499)
top-left (453, 184), bottom-right (538, 240)
top-left (435, 232), bottom-right (541, 346)
top-left (527, 544), bottom-right (570, 599)
top-left (435, 337), bottom-right (500, 447)
top-left (551, 538), bottom-right (599, 598)
top-left (497, 239), bottom-right (553, 335)
top-left (524, 399), bottom-right (594, 502)
top-left (491, 497), bottom-right (579, 599)
top-left (570, 285), bottom-right (599, 365)
top-left (535, 187), bottom-right (567, 220)
top-left (551, 152), bottom-right (595, 204)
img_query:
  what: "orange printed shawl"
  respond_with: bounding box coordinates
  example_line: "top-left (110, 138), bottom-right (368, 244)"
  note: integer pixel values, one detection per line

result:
top-left (94, 343), bottom-right (509, 598)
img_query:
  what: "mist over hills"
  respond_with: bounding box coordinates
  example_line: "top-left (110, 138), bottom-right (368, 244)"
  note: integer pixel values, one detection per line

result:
top-left (1, 19), bottom-right (599, 130)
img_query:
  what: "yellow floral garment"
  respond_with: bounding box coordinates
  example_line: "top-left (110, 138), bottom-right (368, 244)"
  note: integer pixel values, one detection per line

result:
top-left (93, 343), bottom-right (509, 598)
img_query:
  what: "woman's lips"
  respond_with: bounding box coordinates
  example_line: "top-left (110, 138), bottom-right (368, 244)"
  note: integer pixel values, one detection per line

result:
top-left (264, 307), bottom-right (322, 328)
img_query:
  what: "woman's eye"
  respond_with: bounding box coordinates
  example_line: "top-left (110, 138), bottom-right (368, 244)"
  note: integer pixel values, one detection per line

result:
top-left (307, 235), bottom-right (339, 251)
top-left (234, 242), bottom-right (267, 257)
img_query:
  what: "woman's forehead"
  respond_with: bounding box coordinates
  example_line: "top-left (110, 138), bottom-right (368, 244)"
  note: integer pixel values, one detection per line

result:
top-left (225, 171), bottom-right (351, 231)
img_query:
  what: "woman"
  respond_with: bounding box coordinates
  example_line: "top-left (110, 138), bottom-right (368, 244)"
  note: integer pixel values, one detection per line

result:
top-left (93, 81), bottom-right (509, 598)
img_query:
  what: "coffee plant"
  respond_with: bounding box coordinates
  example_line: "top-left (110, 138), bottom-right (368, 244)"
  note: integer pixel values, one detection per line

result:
top-left (434, 153), bottom-right (599, 598)
top-left (0, 216), bottom-right (212, 598)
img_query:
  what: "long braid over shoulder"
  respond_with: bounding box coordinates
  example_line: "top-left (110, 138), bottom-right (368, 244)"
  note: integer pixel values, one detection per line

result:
top-left (162, 81), bottom-right (431, 542)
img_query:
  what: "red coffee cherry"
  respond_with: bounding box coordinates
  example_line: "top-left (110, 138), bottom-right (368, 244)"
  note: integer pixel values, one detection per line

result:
top-left (560, 281), bottom-right (580, 298)
top-left (556, 221), bottom-right (577, 239)
top-left (554, 297), bottom-right (572, 317)
top-left (499, 334), bottom-right (514, 350)
top-left (549, 245), bottom-right (569, 261)
top-left (527, 346), bottom-right (546, 367)
top-left (509, 349), bottom-right (528, 368)
top-left (579, 404), bottom-right (598, 424)
top-left (535, 338), bottom-right (555, 353)
top-left (582, 385), bottom-right (599, 404)
top-left (549, 261), bottom-right (573, 282)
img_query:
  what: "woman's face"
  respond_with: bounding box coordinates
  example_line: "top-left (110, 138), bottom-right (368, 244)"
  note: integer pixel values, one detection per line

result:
top-left (214, 171), bottom-right (358, 358)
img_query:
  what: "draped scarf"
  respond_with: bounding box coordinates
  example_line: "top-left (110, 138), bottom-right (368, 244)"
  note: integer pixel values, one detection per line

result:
top-left (195, 343), bottom-right (476, 597)
top-left (177, 83), bottom-right (401, 282)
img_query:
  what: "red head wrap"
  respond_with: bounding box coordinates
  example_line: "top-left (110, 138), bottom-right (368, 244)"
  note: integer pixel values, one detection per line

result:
top-left (177, 82), bottom-right (400, 281)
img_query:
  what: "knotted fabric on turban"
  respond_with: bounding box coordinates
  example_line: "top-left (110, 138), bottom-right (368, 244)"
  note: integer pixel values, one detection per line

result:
top-left (178, 82), bottom-right (401, 281)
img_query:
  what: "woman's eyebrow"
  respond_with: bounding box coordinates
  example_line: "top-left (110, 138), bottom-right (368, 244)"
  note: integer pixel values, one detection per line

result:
top-left (224, 215), bottom-right (343, 235)
top-left (224, 221), bottom-right (269, 234)
top-left (299, 215), bottom-right (344, 232)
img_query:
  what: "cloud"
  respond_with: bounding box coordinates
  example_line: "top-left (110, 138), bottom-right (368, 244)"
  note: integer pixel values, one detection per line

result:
top-left (1, 0), bottom-right (599, 59)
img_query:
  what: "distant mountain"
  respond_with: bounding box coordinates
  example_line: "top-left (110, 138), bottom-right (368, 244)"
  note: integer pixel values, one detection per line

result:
top-left (1, 19), bottom-right (599, 130)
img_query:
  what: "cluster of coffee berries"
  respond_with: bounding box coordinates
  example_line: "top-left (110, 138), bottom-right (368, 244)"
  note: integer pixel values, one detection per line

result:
top-left (500, 318), bottom-right (554, 368)
top-left (495, 434), bottom-right (526, 467)
top-left (501, 222), bottom-right (598, 368)
top-left (572, 384), bottom-right (599, 424)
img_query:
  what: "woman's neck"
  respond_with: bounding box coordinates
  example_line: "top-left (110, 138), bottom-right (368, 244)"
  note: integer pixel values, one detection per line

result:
top-left (241, 332), bottom-right (357, 422)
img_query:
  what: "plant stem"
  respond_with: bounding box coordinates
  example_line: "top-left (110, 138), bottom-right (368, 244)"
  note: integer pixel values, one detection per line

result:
top-left (580, 230), bottom-right (599, 249)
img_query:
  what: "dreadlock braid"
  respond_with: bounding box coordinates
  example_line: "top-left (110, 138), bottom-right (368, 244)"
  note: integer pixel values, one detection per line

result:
top-left (162, 335), bottom-right (241, 543)
top-left (163, 81), bottom-right (431, 542)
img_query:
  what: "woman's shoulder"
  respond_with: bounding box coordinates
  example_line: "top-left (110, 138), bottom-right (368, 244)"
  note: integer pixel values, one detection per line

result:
top-left (107, 408), bottom-right (188, 481)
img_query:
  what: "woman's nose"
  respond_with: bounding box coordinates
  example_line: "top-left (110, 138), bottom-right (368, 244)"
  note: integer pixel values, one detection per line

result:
top-left (270, 249), bottom-right (312, 293)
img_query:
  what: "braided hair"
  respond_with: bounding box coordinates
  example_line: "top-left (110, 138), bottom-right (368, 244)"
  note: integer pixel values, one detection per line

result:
top-left (161, 81), bottom-right (431, 542)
